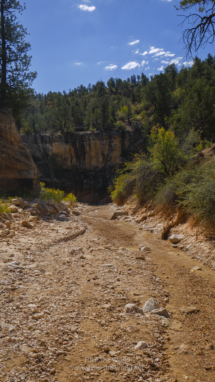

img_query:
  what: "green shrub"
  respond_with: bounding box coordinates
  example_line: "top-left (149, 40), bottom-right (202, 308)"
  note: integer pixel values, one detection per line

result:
top-left (63, 193), bottom-right (77, 205)
top-left (40, 182), bottom-right (65, 203)
top-left (154, 166), bottom-right (196, 208)
top-left (115, 121), bottom-right (124, 130)
top-left (0, 200), bottom-right (11, 214)
top-left (110, 155), bottom-right (162, 203)
top-left (178, 161), bottom-right (215, 225)
top-left (150, 126), bottom-right (185, 175)
top-left (110, 172), bottom-right (135, 204)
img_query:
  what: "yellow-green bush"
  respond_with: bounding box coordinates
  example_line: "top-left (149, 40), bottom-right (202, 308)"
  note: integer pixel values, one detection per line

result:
top-left (0, 200), bottom-right (11, 214)
top-left (63, 193), bottom-right (77, 205)
top-left (40, 182), bottom-right (65, 203)
top-left (40, 183), bottom-right (77, 205)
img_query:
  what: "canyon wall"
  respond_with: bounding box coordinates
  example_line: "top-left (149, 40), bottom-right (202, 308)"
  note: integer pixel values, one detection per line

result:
top-left (0, 111), bottom-right (40, 195)
top-left (21, 128), bottom-right (145, 203)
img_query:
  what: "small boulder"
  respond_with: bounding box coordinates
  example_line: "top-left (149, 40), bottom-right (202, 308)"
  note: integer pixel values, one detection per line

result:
top-left (24, 201), bottom-right (30, 209)
top-left (32, 312), bottom-right (44, 320)
top-left (134, 341), bottom-right (148, 350)
top-left (169, 234), bottom-right (184, 244)
top-left (111, 211), bottom-right (128, 220)
top-left (32, 203), bottom-right (41, 210)
top-left (143, 298), bottom-right (159, 313)
top-left (179, 306), bottom-right (199, 314)
top-left (136, 254), bottom-right (145, 260)
top-left (11, 198), bottom-right (25, 209)
top-left (72, 210), bottom-right (80, 216)
top-left (22, 221), bottom-right (34, 229)
top-left (140, 246), bottom-right (151, 253)
top-left (9, 205), bottom-right (19, 213)
top-left (191, 266), bottom-right (201, 272)
top-left (125, 303), bottom-right (138, 313)
top-left (151, 308), bottom-right (170, 318)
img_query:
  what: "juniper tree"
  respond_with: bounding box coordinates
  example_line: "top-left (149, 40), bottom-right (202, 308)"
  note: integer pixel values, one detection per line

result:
top-left (0, 0), bottom-right (37, 116)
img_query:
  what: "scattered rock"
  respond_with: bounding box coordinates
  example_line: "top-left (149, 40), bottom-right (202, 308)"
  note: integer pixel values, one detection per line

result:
top-left (29, 304), bottom-right (39, 313)
top-left (178, 344), bottom-right (189, 354)
top-left (32, 312), bottom-right (45, 320)
top-left (22, 220), bottom-right (34, 229)
top-left (143, 298), bottom-right (159, 313)
top-left (72, 210), bottom-right (80, 216)
top-left (136, 214), bottom-right (147, 223)
top-left (140, 246), bottom-right (151, 253)
top-left (70, 326), bottom-right (78, 333)
top-left (179, 306), bottom-right (200, 314)
top-left (125, 303), bottom-right (138, 313)
top-left (205, 343), bottom-right (214, 350)
top-left (135, 254), bottom-right (145, 260)
top-left (9, 205), bottom-right (19, 213)
top-left (134, 341), bottom-right (148, 350)
top-left (169, 234), bottom-right (185, 244)
top-left (11, 198), bottom-right (25, 209)
top-left (111, 211), bottom-right (128, 220)
top-left (109, 351), bottom-right (117, 357)
top-left (151, 308), bottom-right (170, 318)
top-left (191, 266), bottom-right (202, 272)
top-left (24, 201), bottom-right (30, 209)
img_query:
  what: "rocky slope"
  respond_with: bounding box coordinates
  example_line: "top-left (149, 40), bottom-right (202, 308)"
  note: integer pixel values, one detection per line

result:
top-left (21, 128), bottom-right (145, 203)
top-left (0, 111), bottom-right (39, 195)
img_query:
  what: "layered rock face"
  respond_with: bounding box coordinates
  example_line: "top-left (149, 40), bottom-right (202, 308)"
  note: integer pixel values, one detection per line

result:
top-left (0, 111), bottom-right (40, 194)
top-left (21, 128), bottom-right (145, 203)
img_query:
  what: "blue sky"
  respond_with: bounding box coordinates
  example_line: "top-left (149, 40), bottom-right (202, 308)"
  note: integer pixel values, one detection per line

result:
top-left (21, 0), bottom-right (213, 94)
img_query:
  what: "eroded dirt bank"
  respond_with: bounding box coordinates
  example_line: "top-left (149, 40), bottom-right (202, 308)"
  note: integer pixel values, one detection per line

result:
top-left (0, 204), bottom-right (215, 382)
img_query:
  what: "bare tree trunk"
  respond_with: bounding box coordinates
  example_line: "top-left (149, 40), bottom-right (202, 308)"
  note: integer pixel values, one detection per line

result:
top-left (0, 0), bottom-right (6, 109)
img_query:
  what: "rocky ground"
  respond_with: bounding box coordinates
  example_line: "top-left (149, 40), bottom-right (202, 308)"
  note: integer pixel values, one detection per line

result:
top-left (0, 202), bottom-right (215, 382)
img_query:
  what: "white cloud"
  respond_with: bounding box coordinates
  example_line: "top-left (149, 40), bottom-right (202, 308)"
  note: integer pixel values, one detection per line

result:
top-left (139, 51), bottom-right (148, 56)
top-left (129, 40), bottom-right (140, 46)
top-left (134, 49), bottom-right (139, 54)
top-left (158, 65), bottom-right (164, 71)
top-left (78, 4), bottom-right (96, 11)
top-left (141, 60), bottom-right (149, 66)
top-left (170, 57), bottom-right (183, 65)
top-left (161, 0), bottom-right (173, 2)
top-left (105, 64), bottom-right (118, 70)
top-left (149, 47), bottom-right (164, 54)
top-left (145, 67), bottom-right (150, 70)
top-left (75, 62), bottom-right (82, 65)
top-left (160, 57), bottom-right (184, 67)
top-left (164, 52), bottom-right (175, 57)
top-left (153, 51), bottom-right (166, 57)
top-left (183, 60), bottom-right (194, 66)
top-left (121, 61), bottom-right (140, 70)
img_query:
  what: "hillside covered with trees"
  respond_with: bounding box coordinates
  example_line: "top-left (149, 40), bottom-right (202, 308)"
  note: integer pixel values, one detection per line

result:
top-left (20, 55), bottom-right (215, 150)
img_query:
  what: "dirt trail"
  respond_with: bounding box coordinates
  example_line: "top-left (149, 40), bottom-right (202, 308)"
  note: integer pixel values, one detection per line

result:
top-left (0, 204), bottom-right (215, 382)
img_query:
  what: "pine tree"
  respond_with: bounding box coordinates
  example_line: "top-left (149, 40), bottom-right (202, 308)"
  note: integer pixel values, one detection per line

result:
top-left (0, 0), bottom-right (37, 114)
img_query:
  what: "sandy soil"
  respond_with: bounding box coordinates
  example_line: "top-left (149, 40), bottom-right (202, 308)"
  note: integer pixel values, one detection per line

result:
top-left (0, 203), bottom-right (215, 382)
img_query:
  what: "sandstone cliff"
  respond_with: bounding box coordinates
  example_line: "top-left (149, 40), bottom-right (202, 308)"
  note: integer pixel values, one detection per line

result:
top-left (21, 128), bottom-right (145, 203)
top-left (0, 111), bottom-right (40, 195)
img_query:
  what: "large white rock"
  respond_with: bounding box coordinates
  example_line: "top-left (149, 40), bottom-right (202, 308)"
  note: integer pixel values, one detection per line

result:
top-left (143, 298), bottom-right (159, 313)
top-left (169, 234), bottom-right (184, 244)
